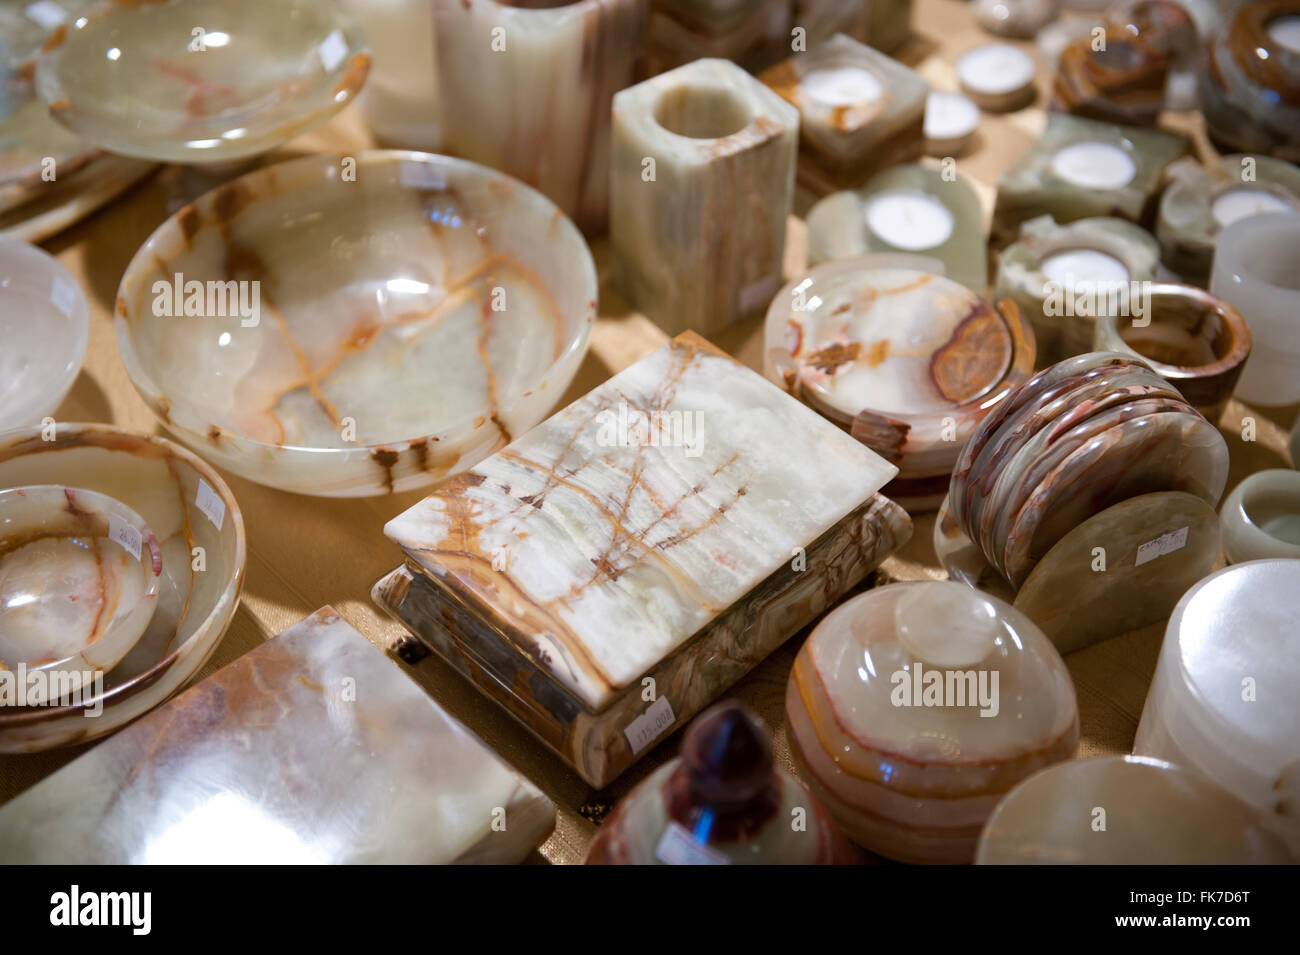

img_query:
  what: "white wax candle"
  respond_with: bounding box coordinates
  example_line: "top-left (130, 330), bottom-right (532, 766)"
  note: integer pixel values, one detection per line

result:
top-left (924, 91), bottom-right (980, 142)
top-left (956, 43), bottom-right (1035, 95)
top-left (1269, 14), bottom-right (1300, 55)
top-left (1211, 188), bottom-right (1295, 229)
top-left (865, 191), bottom-right (955, 250)
top-left (801, 66), bottom-right (882, 107)
top-left (1041, 248), bottom-right (1130, 290)
top-left (1050, 141), bottom-right (1136, 189)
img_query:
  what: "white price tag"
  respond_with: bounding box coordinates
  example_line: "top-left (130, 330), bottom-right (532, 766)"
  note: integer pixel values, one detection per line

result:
top-left (400, 160), bottom-right (447, 192)
top-left (51, 276), bottom-right (77, 318)
top-left (25, 1), bottom-right (68, 30)
top-left (623, 694), bottom-right (674, 755)
top-left (195, 478), bottom-right (226, 531)
top-left (1135, 525), bottom-right (1189, 567)
top-left (107, 513), bottom-right (142, 561)
top-left (318, 29), bottom-right (348, 72)
top-left (654, 821), bottom-right (731, 866)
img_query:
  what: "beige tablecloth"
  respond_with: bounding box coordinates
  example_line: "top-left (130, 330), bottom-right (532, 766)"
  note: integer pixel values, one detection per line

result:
top-left (1, 0), bottom-right (1296, 865)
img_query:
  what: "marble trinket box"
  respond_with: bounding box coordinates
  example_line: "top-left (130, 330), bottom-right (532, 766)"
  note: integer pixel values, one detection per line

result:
top-left (786, 581), bottom-right (1079, 864)
top-left (1157, 155), bottom-right (1300, 287)
top-left (612, 58), bottom-right (798, 337)
top-left (376, 333), bottom-right (911, 788)
top-left (763, 262), bottom-right (1035, 510)
top-left (805, 163), bottom-right (987, 291)
top-left (1092, 283), bottom-right (1252, 421)
top-left (35, 0), bottom-right (371, 165)
top-left (0, 237), bottom-right (88, 432)
top-left (1200, 1), bottom-right (1300, 163)
top-left (586, 702), bottom-right (854, 863)
top-left (759, 33), bottom-right (927, 196)
top-left (1052, 26), bottom-right (1169, 127)
top-left (432, 0), bottom-right (647, 235)
top-left (115, 151), bottom-right (596, 497)
top-left (647, 0), bottom-right (789, 74)
top-left (977, 756), bottom-right (1295, 864)
top-left (0, 608), bottom-right (556, 863)
top-left (991, 112), bottom-right (1189, 246)
top-left (1219, 471), bottom-right (1300, 563)
top-left (1210, 213), bottom-right (1300, 406)
top-left (1134, 560), bottom-right (1300, 856)
top-left (994, 214), bottom-right (1161, 366)
top-left (0, 424), bottom-right (245, 753)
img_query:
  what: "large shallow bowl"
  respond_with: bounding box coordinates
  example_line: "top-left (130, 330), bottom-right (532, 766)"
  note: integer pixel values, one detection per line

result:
top-left (0, 423), bottom-right (245, 752)
top-left (35, 0), bottom-right (370, 164)
top-left (0, 238), bottom-right (88, 430)
top-left (115, 151), bottom-right (598, 496)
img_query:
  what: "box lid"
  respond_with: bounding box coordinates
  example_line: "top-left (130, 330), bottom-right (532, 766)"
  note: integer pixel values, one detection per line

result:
top-left (386, 333), bottom-right (897, 710)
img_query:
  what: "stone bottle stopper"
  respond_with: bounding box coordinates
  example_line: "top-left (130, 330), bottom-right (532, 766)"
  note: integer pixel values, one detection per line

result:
top-left (586, 701), bottom-right (854, 864)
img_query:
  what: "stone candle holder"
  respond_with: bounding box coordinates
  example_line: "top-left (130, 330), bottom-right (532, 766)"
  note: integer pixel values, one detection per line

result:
top-left (1210, 212), bottom-right (1300, 406)
top-left (1107, 0), bottom-right (1201, 111)
top-left (1157, 155), bottom-right (1300, 287)
top-left (991, 112), bottom-right (1189, 246)
top-left (995, 214), bottom-right (1161, 365)
top-left (805, 163), bottom-right (987, 291)
top-left (1052, 27), bottom-right (1169, 126)
top-left (648, 0), bottom-right (789, 74)
top-left (1134, 560), bottom-right (1300, 857)
top-left (612, 58), bottom-right (799, 337)
top-left (1201, 0), bottom-right (1300, 163)
top-left (1093, 283), bottom-right (1252, 421)
top-left (759, 34), bottom-right (926, 195)
top-left (432, 0), bottom-right (648, 234)
top-left (1219, 470), bottom-right (1300, 563)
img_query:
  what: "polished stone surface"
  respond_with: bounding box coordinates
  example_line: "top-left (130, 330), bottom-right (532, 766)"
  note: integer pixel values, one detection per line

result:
top-left (787, 581), bottom-right (1078, 863)
top-left (1219, 470), bottom-right (1300, 562)
top-left (0, 424), bottom-right (244, 753)
top-left (0, 607), bottom-right (556, 863)
top-left (115, 151), bottom-right (596, 496)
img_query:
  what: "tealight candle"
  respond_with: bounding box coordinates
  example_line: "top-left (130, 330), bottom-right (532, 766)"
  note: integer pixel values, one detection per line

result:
top-left (1210, 188), bottom-right (1296, 228)
top-left (1050, 141), bottom-right (1137, 189)
top-left (1269, 13), bottom-right (1300, 54)
top-left (1040, 247), bottom-right (1130, 290)
top-left (924, 91), bottom-right (980, 154)
top-left (801, 65), bottom-right (882, 107)
top-left (864, 190), bottom-right (955, 250)
top-left (956, 43), bottom-right (1036, 110)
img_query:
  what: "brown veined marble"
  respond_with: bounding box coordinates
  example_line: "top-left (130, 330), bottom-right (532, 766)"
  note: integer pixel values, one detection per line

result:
top-left (1053, 28), bottom-right (1169, 127)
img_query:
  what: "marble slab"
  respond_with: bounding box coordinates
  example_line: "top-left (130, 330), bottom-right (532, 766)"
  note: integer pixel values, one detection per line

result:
top-left (380, 333), bottom-right (909, 786)
top-left (0, 608), bottom-right (555, 863)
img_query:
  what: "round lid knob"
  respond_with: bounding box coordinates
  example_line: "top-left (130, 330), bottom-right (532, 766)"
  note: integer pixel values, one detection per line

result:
top-left (682, 701), bottom-right (774, 810)
top-left (895, 580), bottom-right (1003, 667)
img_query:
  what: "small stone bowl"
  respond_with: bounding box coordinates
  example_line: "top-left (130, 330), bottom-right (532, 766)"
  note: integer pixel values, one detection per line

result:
top-left (0, 485), bottom-right (162, 703)
top-left (1220, 469), bottom-right (1300, 563)
top-left (1092, 282), bottom-right (1251, 421)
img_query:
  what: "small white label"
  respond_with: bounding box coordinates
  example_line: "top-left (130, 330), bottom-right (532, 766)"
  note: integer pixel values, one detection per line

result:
top-left (25, 1), bottom-right (68, 30)
top-left (107, 513), bottom-right (142, 560)
top-left (1135, 525), bottom-right (1189, 567)
top-left (317, 29), bottom-right (348, 72)
top-left (654, 821), bottom-right (731, 866)
top-left (195, 478), bottom-right (226, 531)
top-left (51, 275), bottom-right (77, 318)
top-left (400, 160), bottom-right (447, 192)
top-left (623, 694), bottom-right (674, 755)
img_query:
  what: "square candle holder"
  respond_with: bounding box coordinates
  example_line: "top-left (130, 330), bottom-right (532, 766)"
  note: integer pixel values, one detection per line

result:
top-left (805, 163), bottom-right (987, 292)
top-left (612, 59), bottom-right (799, 337)
top-left (375, 332), bottom-right (912, 788)
top-left (0, 608), bottom-right (556, 863)
top-left (991, 113), bottom-right (1189, 247)
top-left (432, 0), bottom-right (648, 234)
top-left (759, 33), bottom-right (927, 195)
top-left (648, 0), bottom-right (790, 74)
